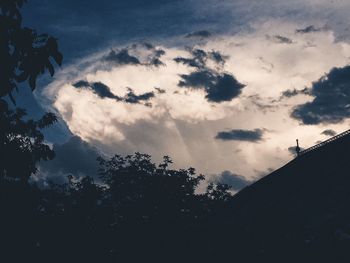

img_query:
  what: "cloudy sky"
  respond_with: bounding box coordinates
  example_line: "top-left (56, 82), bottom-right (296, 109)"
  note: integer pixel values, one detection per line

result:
top-left (18, 0), bottom-right (350, 188)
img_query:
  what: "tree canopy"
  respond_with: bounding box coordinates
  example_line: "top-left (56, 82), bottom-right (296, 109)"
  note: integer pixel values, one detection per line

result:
top-left (0, 0), bottom-right (62, 101)
top-left (0, 0), bottom-right (61, 183)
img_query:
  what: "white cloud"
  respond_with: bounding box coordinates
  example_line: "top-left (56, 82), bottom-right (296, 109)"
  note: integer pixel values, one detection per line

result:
top-left (42, 20), bottom-right (350, 180)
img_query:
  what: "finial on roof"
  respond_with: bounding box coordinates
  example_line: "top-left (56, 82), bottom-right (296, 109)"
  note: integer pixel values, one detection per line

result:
top-left (296, 139), bottom-right (300, 156)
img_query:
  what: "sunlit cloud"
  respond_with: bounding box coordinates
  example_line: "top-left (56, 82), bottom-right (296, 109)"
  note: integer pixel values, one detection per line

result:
top-left (42, 20), bottom-right (350, 179)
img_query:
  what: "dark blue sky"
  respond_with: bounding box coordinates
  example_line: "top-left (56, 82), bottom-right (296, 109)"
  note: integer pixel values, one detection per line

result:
top-left (21, 0), bottom-right (350, 64)
top-left (21, 0), bottom-right (209, 63)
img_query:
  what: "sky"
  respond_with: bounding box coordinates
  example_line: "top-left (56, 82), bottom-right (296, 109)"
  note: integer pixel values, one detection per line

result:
top-left (18, 0), bottom-right (350, 189)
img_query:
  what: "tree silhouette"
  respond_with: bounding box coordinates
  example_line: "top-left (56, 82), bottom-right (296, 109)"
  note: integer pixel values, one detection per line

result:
top-left (0, 151), bottom-right (234, 261)
top-left (0, 0), bottom-right (62, 183)
top-left (98, 153), bottom-right (205, 225)
top-left (93, 153), bottom-right (234, 261)
top-left (0, 100), bottom-right (57, 182)
top-left (0, 0), bottom-right (62, 102)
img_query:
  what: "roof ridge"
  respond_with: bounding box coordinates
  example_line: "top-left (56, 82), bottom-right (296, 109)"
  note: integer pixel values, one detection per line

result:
top-left (299, 129), bottom-right (350, 156)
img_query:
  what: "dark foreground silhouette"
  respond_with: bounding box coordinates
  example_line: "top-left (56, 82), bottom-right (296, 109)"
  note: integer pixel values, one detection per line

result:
top-left (2, 129), bottom-right (350, 263)
top-left (2, 1), bottom-right (350, 262)
top-left (0, 152), bottom-right (234, 262)
top-left (224, 131), bottom-right (350, 262)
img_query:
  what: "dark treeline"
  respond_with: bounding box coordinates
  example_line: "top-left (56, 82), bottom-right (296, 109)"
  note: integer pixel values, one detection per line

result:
top-left (1, 152), bottom-right (234, 262)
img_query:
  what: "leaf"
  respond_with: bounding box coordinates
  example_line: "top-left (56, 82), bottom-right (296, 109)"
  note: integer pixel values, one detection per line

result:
top-left (37, 112), bottom-right (57, 128)
top-left (46, 62), bottom-right (54, 76)
top-left (16, 71), bottom-right (28, 82)
top-left (8, 92), bottom-right (16, 105)
top-left (52, 51), bottom-right (63, 66)
top-left (29, 74), bottom-right (36, 90)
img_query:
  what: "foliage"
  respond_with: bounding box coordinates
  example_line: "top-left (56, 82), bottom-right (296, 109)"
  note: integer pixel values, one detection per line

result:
top-left (0, 152), bottom-right (234, 261)
top-left (0, 99), bottom-right (57, 182)
top-left (98, 153), bottom-right (207, 224)
top-left (0, 0), bottom-right (61, 182)
top-left (0, 0), bottom-right (62, 102)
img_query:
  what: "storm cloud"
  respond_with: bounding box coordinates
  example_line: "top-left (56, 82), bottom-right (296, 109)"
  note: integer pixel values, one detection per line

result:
top-left (292, 65), bottom-right (350, 124)
top-left (209, 170), bottom-right (252, 191)
top-left (73, 80), bottom-right (154, 105)
top-left (174, 48), bottom-right (228, 68)
top-left (178, 70), bottom-right (244, 102)
top-left (38, 136), bottom-right (101, 182)
top-left (175, 48), bottom-right (244, 102)
top-left (104, 44), bottom-right (165, 68)
top-left (281, 87), bottom-right (311, 99)
top-left (296, 25), bottom-right (322, 34)
top-left (321, 129), bottom-right (337, 137)
top-left (174, 49), bottom-right (211, 69)
top-left (269, 35), bottom-right (293, 44)
top-left (105, 49), bottom-right (141, 66)
top-left (73, 81), bottom-right (120, 100)
top-left (140, 43), bottom-right (166, 67)
top-left (209, 50), bottom-right (228, 65)
top-left (185, 30), bottom-right (211, 39)
top-left (124, 88), bottom-right (155, 105)
top-left (215, 129), bottom-right (264, 142)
